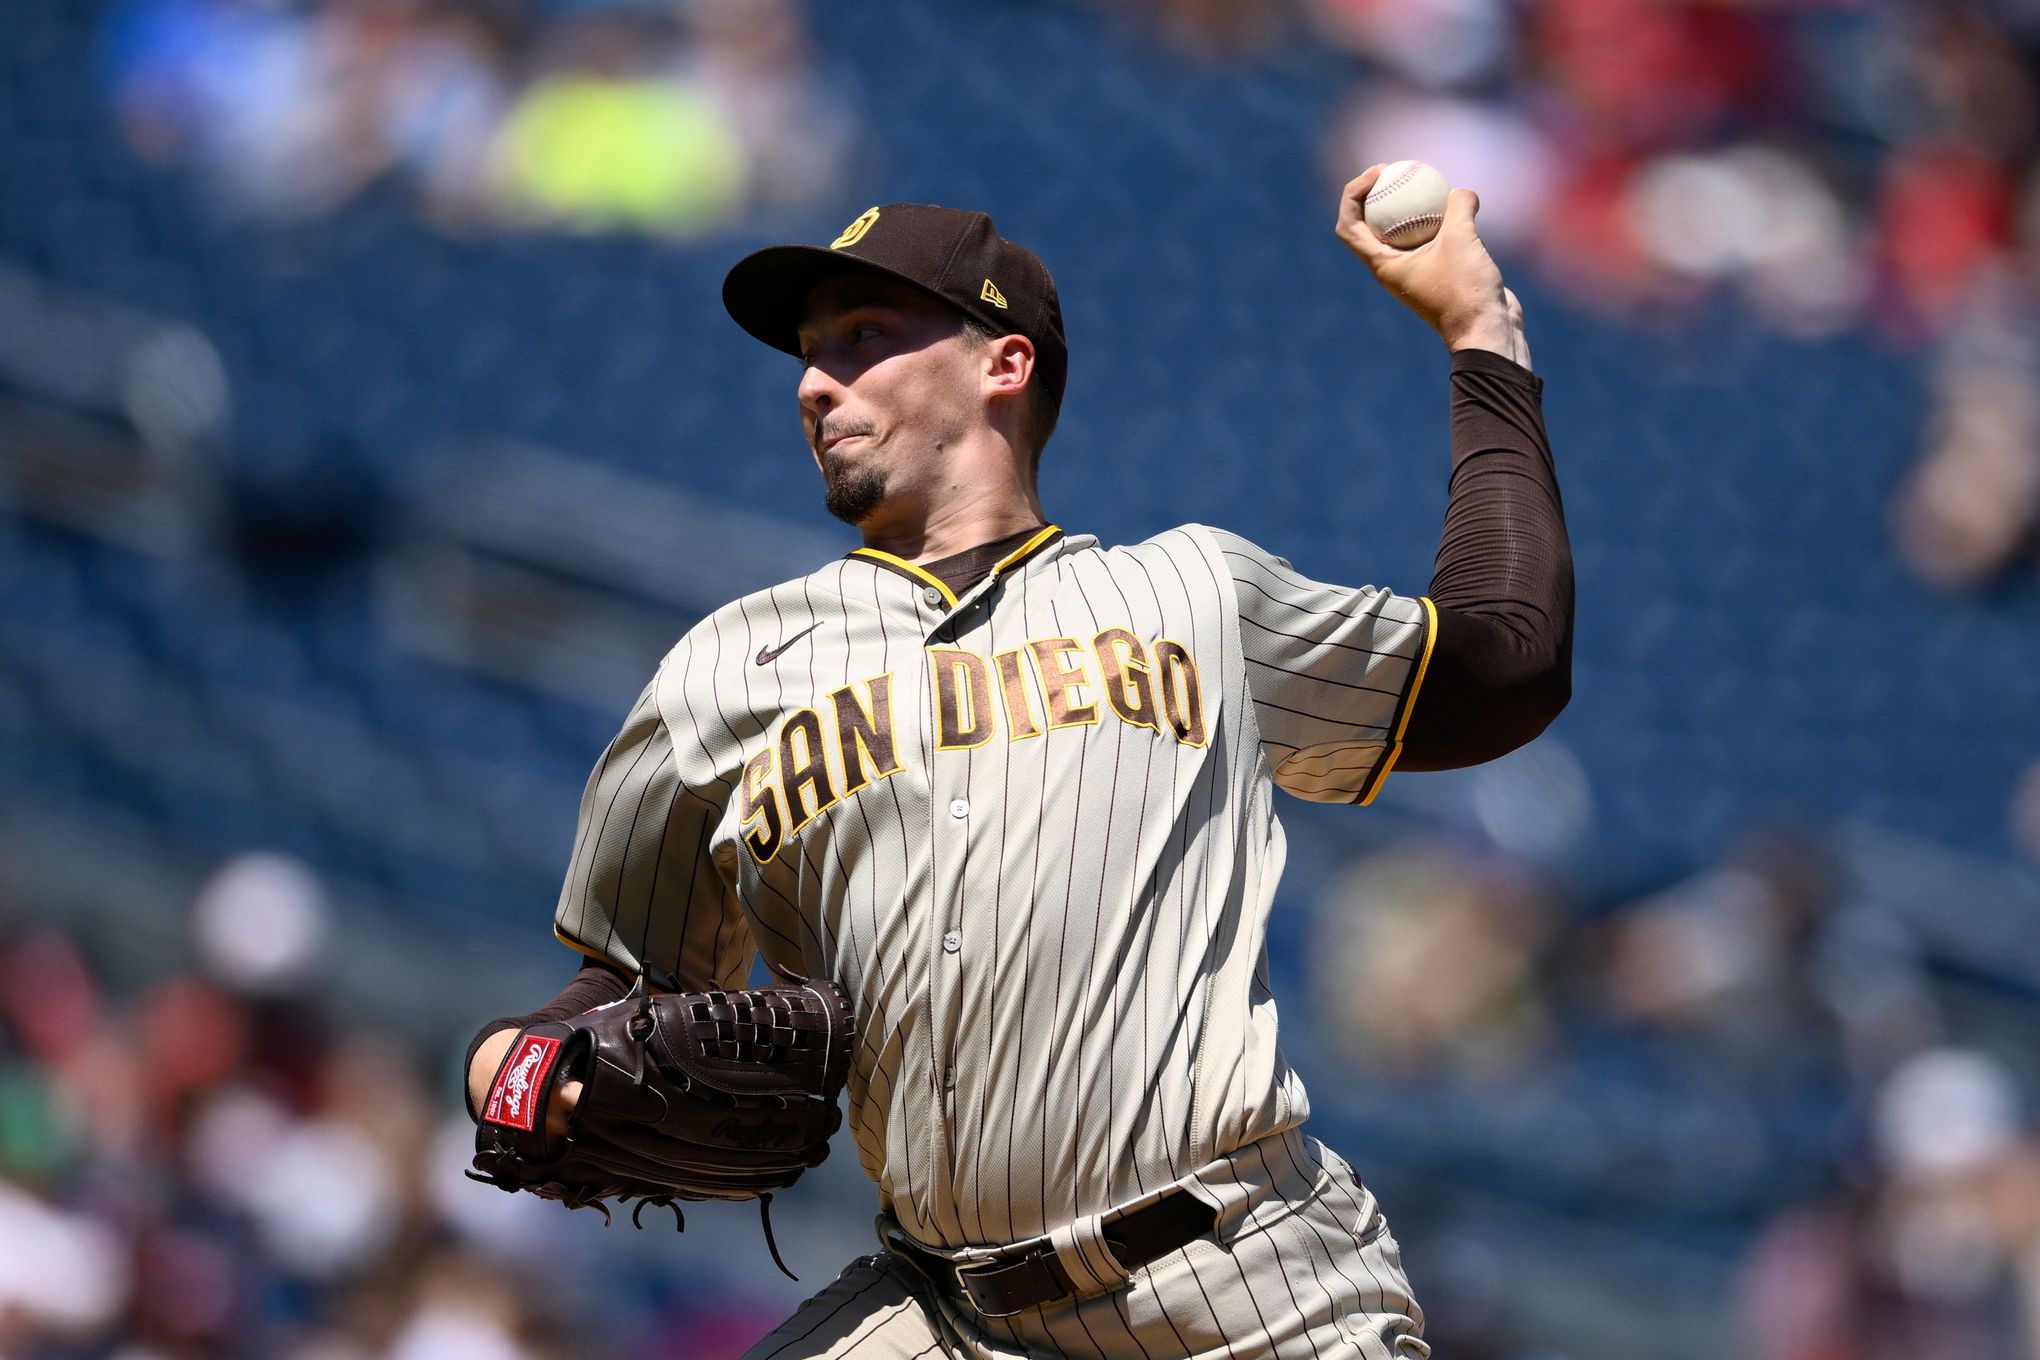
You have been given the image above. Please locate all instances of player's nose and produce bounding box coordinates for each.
[797,362,840,418]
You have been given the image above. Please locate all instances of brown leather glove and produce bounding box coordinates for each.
[468,978,853,1273]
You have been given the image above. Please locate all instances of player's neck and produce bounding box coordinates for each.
[859,471,1045,565]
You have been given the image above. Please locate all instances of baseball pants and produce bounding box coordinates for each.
[741,1133,1428,1360]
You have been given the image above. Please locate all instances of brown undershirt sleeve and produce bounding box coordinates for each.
[462,956,632,1119]
[1399,347,1574,770]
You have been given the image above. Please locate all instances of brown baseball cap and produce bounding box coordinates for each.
[722,203,1068,409]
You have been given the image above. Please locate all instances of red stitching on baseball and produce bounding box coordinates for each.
[1381,213,1442,242]
[1374,163,1422,198]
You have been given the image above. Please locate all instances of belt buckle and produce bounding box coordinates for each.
[880,1225,1026,1320]
[951,1255,1026,1319]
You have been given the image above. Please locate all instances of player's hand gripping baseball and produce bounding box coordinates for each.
[1336,165,1530,370]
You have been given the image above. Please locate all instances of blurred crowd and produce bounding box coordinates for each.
[1111,0,2040,594]
[95,0,2040,592]
[19,4,2040,1353]
[5,826,2037,1357]
[98,0,856,236]
[1306,827,2040,1360]
[0,853,786,1360]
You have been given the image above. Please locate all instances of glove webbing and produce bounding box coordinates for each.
[466,995,809,1279]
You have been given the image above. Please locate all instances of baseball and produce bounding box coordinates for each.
[1363,160,1450,249]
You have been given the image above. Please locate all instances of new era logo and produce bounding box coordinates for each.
[980,279,1008,309]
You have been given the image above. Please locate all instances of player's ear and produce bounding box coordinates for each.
[981,334,1035,400]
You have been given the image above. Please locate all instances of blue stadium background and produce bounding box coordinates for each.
[4,1,2039,1357]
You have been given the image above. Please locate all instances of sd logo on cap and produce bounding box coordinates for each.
[724,202,1068,410]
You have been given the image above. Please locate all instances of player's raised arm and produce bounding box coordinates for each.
[1344,164,1571,770]
[1227,168,1571,796]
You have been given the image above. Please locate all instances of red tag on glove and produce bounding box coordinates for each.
[485,1033,562,1132]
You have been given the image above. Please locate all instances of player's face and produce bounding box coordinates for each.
[795,277,987,526]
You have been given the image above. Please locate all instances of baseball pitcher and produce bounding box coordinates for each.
[465,165,1571,1359]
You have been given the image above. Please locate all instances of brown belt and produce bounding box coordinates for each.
[881,1191,1217,1319]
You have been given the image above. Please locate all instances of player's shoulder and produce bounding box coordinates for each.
[1108,523,1293,576]
[1185,524,1294,570]
[1063,525,1282,615]
[654,558,864,676]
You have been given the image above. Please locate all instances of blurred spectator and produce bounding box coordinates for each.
[1525,0,1786,152]
[1599,832,1838,1061]
[1590,827,1937,1085]
[0,1179,129,1346]
[1891,273,2040,589]
[1735,1049,2040,1360]
[1309,845,1558,1084]
[491,11,743,237]
[1305,0,1513,90]
[2012,757,2040,869]
[1624,143,1865,336]
[190,851,335,998]
[381,1253,540,1360]
[1872,139,2018,337]
[100,0,855,237]
[0,868,605,1359]
[683,0,858,222]
[381,4,514,226]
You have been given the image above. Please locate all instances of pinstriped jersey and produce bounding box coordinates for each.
[552,523,1434,1250]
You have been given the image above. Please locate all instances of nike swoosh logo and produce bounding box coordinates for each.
[755,622,822,666]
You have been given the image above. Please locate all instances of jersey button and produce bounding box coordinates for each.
[942,931,961,954]
[922,585,944,606]
[948,798,970,819]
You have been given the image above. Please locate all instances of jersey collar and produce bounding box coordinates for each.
[849,525,1066,609]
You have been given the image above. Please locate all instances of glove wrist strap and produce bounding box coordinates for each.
[479,1020,579,1158]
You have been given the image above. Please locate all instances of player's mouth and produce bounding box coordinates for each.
[818,424,875,456]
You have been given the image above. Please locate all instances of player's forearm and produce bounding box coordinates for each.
[1399,348,1572,770]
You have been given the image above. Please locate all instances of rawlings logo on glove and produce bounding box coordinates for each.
[486,1034,562,1131]
[468,977,854,1277]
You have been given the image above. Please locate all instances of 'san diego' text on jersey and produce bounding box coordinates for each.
[738,632,1207,864]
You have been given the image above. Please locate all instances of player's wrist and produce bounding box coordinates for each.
[468,1027,519,1120]
[1440,309,1515,358]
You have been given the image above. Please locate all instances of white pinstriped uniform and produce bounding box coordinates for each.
[554,523,1435,1359]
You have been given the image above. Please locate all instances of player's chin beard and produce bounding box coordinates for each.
[820,448,888,526]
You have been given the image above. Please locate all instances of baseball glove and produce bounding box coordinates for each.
[467,977,853,1275]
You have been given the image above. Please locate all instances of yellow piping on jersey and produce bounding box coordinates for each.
[991,524,1062,576]
[851,525,1062,607]
[850,548,959,607]
[1356,594,1438,807]
[554,922,622,968]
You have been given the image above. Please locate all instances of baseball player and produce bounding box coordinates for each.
[466,165,1571,1359]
